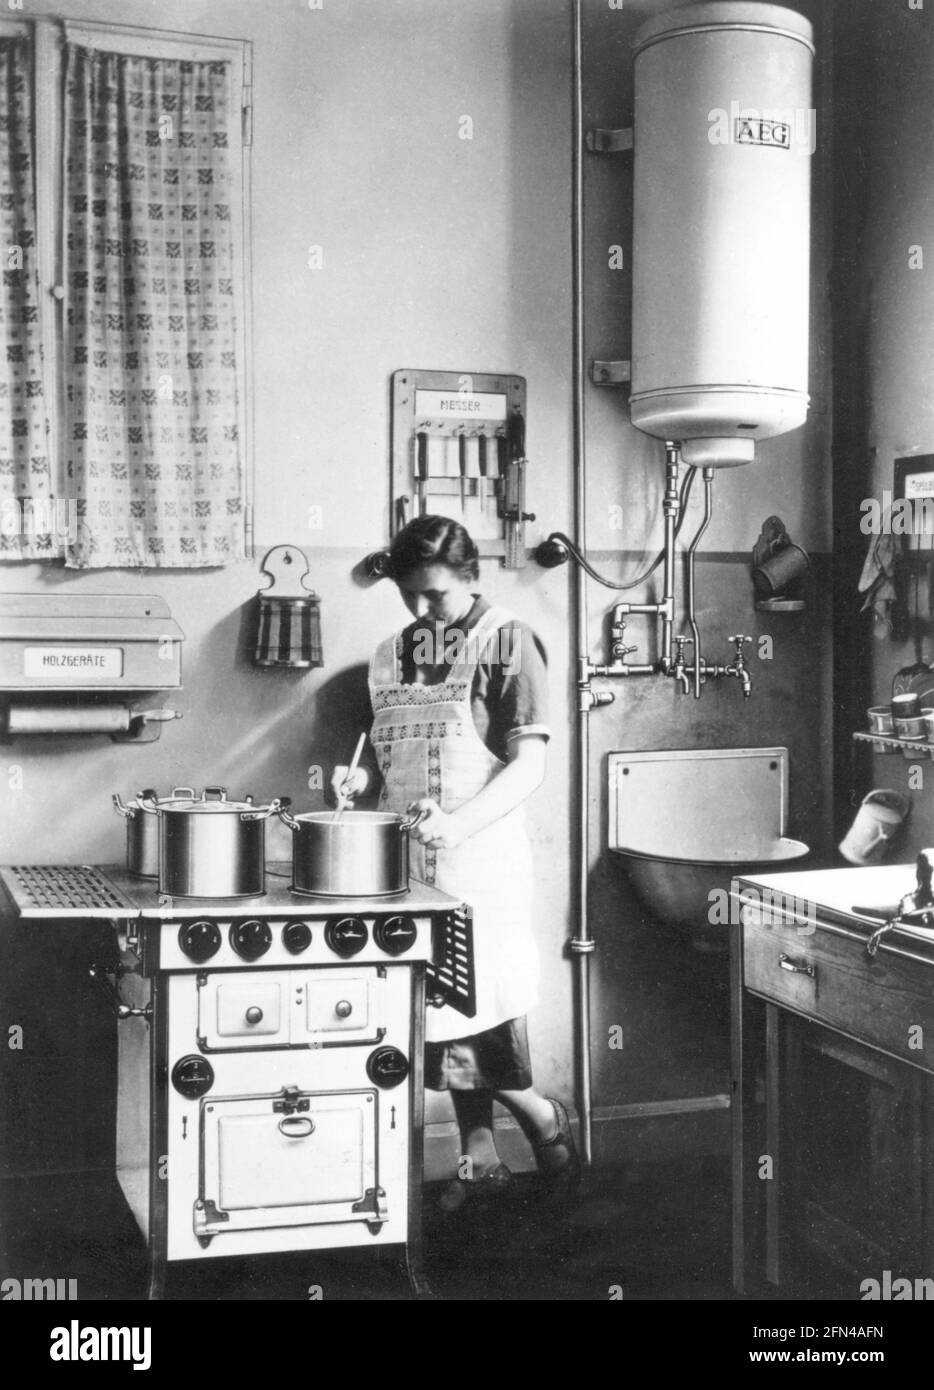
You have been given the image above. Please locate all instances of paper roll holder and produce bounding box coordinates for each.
[0,593,185,741]
[1,701,183,743]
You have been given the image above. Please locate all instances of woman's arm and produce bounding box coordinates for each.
[408,734,547,850]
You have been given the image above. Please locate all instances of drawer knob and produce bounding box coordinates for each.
[778,953,815,979]
[335,1000,353,1019]
[245,1006,264,1024]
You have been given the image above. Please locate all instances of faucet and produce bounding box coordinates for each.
[725,634,753,698]
[671,635,691,696]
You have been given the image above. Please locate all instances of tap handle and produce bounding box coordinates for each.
[729,634,752,649]
[673,635,688,661]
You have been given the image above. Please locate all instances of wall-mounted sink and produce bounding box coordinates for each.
[608,747,810,950]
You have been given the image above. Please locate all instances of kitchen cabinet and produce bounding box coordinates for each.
[730,864,934,1297]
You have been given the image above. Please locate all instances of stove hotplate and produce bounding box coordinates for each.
[0,863,461,920]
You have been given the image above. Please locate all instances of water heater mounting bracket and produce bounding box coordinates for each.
[585,128,633,154]
[591,361,631,387]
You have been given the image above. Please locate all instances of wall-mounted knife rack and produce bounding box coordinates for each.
[390,369,533,568]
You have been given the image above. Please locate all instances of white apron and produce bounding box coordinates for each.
[368,604,540,1042]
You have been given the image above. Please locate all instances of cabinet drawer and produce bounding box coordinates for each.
[742,913,934,1068]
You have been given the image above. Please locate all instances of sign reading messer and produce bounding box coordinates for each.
[414,389,508,421]
[23,647,124,680]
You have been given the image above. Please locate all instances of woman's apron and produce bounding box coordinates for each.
[368,604,539,1042]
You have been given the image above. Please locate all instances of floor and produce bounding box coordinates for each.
[1,1154,734,1302]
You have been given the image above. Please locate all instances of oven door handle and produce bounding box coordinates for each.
[278,1115,315,1139]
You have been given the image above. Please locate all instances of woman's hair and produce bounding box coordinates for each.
[384,515,480,582]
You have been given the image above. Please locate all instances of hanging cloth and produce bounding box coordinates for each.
[63,42,244,566]
[0,36,56,559]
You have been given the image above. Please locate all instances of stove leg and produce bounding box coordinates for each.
[146,1253,166,1302]
[404,1246,435,1301]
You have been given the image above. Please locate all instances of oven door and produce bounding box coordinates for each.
[196,1088,384,1238]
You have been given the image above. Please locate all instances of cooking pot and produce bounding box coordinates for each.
[278,808,427,898]
[154,786,284,899]
[112,788,161,878]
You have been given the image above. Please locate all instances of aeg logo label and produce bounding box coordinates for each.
[735,117,791,149]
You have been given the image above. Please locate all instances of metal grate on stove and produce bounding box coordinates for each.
[427,906,476,1019]
[3,864,132,916]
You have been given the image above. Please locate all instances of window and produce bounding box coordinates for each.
[0,18,253,567]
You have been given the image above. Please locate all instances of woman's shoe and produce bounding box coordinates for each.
[438,1161,512,1213]
[533,1099,581,1195]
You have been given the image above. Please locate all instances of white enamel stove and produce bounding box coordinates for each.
[0,863,474,1298]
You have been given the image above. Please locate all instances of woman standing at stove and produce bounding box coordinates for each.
[330,515,579,1210]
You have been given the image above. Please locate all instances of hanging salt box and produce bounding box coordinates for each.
[253,545,323,669]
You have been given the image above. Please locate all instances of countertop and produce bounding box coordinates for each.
[732,860,934,945]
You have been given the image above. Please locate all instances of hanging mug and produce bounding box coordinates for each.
[838,789,909,866]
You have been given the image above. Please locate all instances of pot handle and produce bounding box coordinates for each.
[203,785,227,801]
[137,787,160,814]
[276,802,299,831]
[240,796,289,823]
[400,808,430,832]
[112,794,130,818]
[170,786,197,801]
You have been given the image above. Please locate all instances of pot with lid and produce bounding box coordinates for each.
[152,786,284,899]
[278,807,427,898]
[113,788,162,878]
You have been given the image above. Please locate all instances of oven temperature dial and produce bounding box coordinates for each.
[230,919,272,961]
[367,1046,409,1089]
[282,920,312,955]
[374,914,418,957]
[178,919,222,963]
[171,1054,215,1099]
[324,916,368,959]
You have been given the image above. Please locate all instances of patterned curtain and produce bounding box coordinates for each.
[0,36,56,560]
[64,43,244,568]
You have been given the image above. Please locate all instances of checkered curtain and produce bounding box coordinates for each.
[0,36,56,560]
[64,42,244,568]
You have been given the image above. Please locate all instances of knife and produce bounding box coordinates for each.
[416,430,429,516]
[458,431,468,516]
[477,432,488,512]
[495,432,507,514]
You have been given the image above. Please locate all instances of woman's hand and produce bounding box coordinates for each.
[406,798,467,851]
[328,765,371,806]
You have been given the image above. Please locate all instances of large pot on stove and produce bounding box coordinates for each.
[113,788,161,878]
[154,786,283,899]
[278,807,427,898]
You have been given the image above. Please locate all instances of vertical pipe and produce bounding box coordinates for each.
[659,444,680,670]
[571,0,593,1166]
[687,470,714,698]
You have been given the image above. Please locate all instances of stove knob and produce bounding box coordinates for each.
[374,914,418,957]
[230,918,272,961]
[178,919,222,963]
[335,999,353,1019]
[282,920,312,955]
[245,1006,264,1025]
[366,1045,409,1089]
[324,916,368,959]
[171,1054,215,1099]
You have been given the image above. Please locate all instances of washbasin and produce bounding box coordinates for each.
[608,747,810,948]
